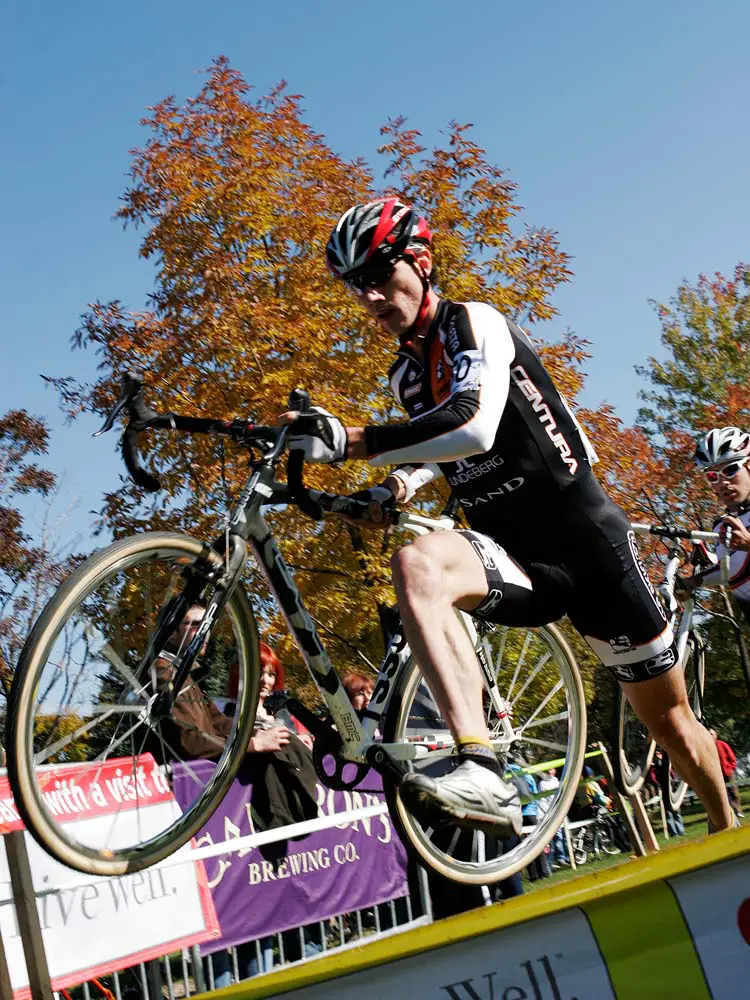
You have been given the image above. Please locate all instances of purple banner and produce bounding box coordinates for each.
[173,759,409,954]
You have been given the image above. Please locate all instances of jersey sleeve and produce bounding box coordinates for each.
[365,303,514,466]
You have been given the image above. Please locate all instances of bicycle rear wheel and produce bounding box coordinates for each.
[661,632,705,812]
[611,683,656,797]
[8,532,260,876]
[382,620,586,885]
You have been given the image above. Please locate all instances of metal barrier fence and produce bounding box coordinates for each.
[44,767,750,998]
[54,802,429,1000]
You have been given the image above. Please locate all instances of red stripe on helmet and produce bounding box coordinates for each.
[413,216,432,244]
[368,198,406,260]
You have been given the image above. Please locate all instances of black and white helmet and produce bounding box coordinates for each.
[694,426,750,468]
[325,198,432,279]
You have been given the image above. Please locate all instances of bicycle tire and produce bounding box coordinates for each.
[611,683,656,797]
[661,632,705,812]
[8,532,260,876]
[381,620,586,885]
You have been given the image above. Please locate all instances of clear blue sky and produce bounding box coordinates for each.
[3,0,749,544]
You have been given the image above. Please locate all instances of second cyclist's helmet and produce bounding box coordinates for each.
[694,426,750,468]
[325,198,432,279]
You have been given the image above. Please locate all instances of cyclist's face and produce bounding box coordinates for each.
[710,460,750,507]
[356,253,431,337]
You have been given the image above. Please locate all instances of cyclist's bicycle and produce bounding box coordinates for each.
[7,378,586,884]
[611,521,730,808]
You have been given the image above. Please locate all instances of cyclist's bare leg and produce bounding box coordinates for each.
[621,671,734,830]
[391,531,522,835]
[391,531,490,741]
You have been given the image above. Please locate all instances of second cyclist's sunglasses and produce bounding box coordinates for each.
[704,457,749,483]
[344,255,403,295]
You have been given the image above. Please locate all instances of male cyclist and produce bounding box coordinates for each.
[691,426,750,626]
[281,199,734,837]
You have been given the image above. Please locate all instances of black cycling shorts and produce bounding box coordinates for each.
[461,475,675,683]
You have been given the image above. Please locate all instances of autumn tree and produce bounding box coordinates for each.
[0,411,71,697]
[636,264,750,520]
[47,58,660,712]
[636,265,750,749]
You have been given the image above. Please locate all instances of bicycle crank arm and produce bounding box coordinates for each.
[366,745,408,783]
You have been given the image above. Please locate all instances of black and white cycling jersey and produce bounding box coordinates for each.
[700,503,750,622]
[363,297,674,682]
[364,299,598,539]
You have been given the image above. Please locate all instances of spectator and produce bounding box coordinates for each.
[538,768,569,868]
[650,749,686,838]
[570,764,612,822]
[710,729,744,818]
[156,617,319,985]
[341,670,374,712]
[227,643,321,980]
[518,767,550,882]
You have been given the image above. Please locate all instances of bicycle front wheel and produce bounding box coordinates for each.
[382,621,586,885]
[662,632,705,812]
[8,532,260,876]
[611,683,656,797]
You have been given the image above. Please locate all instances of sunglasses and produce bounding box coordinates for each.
[344,256,401,295]
[704,457,749,483]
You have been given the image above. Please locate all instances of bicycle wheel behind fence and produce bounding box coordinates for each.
[8,532,260,876]
[383,622,586,885]
[611,684,656,797]
[662,633,705,812]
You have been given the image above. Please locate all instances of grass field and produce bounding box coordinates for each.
[522,786,749,891]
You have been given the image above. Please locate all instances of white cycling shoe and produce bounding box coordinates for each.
[399,759,523,838]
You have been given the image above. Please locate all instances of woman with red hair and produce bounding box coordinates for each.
[227,643,312,751]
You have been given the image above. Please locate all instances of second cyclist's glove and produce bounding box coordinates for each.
[287,408,348,464]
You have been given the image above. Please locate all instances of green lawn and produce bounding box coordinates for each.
[522,786,749,892]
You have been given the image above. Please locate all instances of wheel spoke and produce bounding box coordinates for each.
[519,678,563,731]
[510,651,552,706]
[83,623,150,698]
[505,629,533,701]
[515,735,569,753]
[388,621,585,886]
[12,536,258,874]
[522,709,569,730]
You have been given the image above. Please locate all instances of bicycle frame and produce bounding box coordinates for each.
[243,499,510,767]
[97,380,514,773]
[630,522,724,675]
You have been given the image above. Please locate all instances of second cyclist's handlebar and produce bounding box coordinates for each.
[630,522,719,543]
[631,522,732,588]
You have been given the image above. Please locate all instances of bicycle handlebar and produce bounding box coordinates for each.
[97,377,460,526]
[630,522,719,543]
[631,522,731,588]
[94,374,279,494]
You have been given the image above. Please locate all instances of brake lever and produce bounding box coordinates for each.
[93,374,144,437]
[720,526,732,587]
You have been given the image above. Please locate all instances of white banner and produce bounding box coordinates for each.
[272,907,615,999]
[669,854,750,998]
[0,759,219,997]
